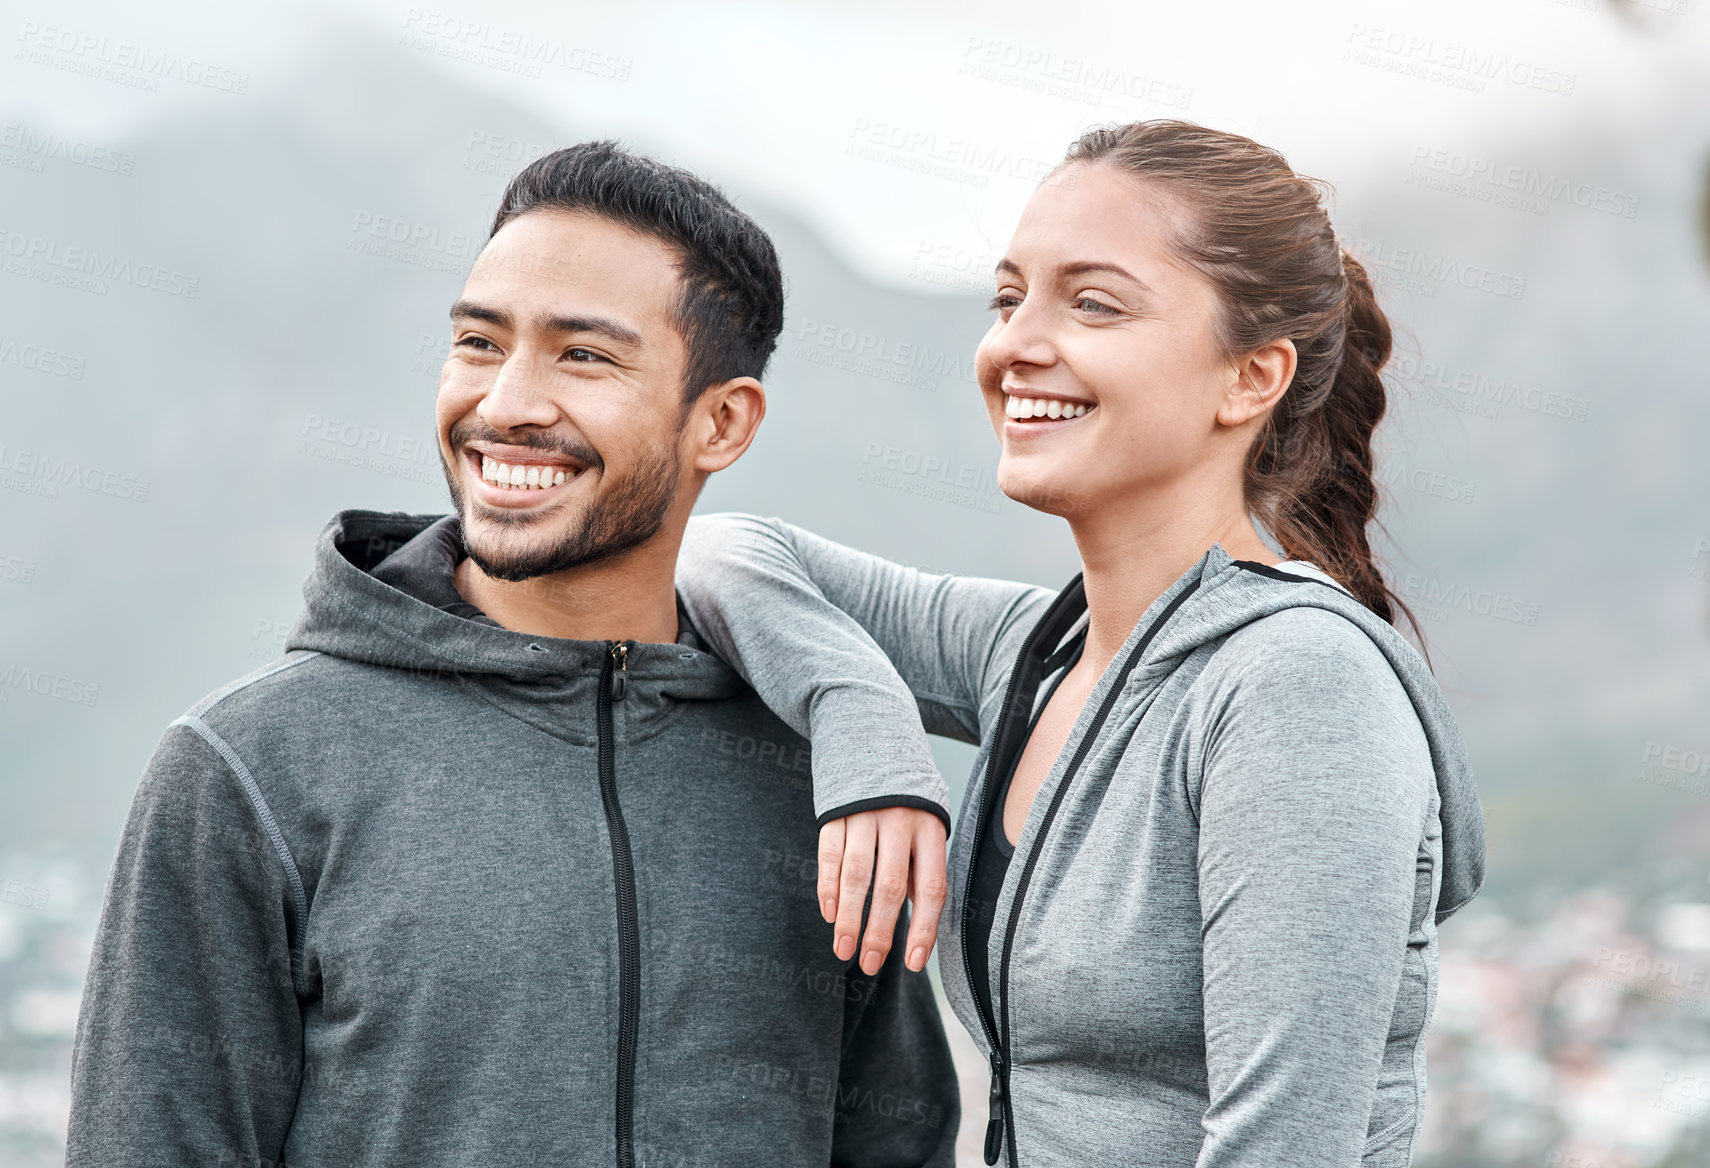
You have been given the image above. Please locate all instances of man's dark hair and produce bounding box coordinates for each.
[490,140,785,406]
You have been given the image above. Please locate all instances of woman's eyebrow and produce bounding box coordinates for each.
[1059,260,1153,293]
[993,258,1155,295]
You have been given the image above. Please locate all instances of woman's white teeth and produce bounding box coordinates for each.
[1006,396,1091,420]
[481,455,571,489]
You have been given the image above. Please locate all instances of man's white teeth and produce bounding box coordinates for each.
[1006,396,1092,420]
[481,455,571,489]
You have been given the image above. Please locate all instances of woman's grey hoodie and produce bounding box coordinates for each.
[676,513,1485,1168]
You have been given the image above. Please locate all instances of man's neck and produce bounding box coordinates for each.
[451,534,683,644]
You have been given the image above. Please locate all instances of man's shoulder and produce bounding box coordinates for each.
[177,648,376,731]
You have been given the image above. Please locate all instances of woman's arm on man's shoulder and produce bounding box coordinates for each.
[676,512,1052,975]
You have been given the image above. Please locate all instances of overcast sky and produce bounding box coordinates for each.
[3,0,1702,286]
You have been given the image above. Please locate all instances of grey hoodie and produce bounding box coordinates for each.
[675,514,1486,1168]
[67,510,959,1168]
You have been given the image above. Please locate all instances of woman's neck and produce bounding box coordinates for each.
[1066,483,1280,676]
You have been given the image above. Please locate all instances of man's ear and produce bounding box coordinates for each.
[688,377,766,474]
[1215,337,1296,429]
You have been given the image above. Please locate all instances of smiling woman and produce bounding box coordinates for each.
[676,117,1485,1167]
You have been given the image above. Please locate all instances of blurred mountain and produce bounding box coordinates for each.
[1,26,1707,903]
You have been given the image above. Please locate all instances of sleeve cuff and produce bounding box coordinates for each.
[814,795,953,835]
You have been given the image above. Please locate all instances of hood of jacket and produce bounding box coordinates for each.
[284,509,744,706]
[1133,543,1486,921]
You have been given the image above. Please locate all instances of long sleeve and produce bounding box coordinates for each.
[1189,608,1435,1167]
[677,512,1052,824]
[832,905,960,1168]
[67,722,305,1166]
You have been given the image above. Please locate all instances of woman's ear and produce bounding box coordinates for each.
[1216,337,1297,429]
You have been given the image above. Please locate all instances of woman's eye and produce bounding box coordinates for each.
[1074,297,1119,316]
[986,293,1022,313]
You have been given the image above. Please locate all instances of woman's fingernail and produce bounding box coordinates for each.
[909,947,926,970]
[862,950,881,975]
[835,935,855,961]
[822,898,836,920]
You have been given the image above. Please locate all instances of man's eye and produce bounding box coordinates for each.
[455,335,496,351]
[566,347,606,363]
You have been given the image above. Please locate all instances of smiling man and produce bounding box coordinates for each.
[66,142,957,1168]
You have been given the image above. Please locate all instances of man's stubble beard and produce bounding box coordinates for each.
[441,429,684,583]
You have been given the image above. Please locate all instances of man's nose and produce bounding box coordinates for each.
[477,355,559,431]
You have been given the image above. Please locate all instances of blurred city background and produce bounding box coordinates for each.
[1,0,1707,1164]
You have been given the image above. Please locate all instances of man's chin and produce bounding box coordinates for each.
[460,514,577,582]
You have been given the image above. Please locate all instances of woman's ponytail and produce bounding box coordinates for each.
[1246,251,1420,639]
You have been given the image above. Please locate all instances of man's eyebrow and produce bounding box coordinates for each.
[450,299,509,327]
[535,312,645,348]
[449,301,645,348]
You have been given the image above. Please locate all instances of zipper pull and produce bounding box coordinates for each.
[983,1050,1005,1165]
[609,641,629,702]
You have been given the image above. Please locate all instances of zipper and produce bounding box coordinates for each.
[966,578,1199,1166]
[598,640,639,1168]
[962,583,1087,1166]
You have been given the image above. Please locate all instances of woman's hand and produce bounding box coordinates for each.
[818,807,949,974]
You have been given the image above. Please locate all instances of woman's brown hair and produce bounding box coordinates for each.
[1062,119,1424,650]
